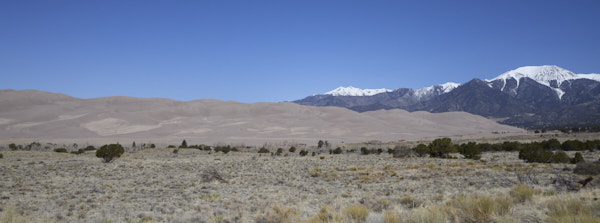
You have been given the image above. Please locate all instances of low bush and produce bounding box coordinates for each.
[54,148,67,153]
[412,144,428,157]
[83,145,96,151]
[360,147,369,155]
[551,151,571,164]
[333,147,343,154]
[571,152,584,164]
[458,142,482,160]
[299,150,308,156]
[258,147,269,153]
[289,147,296,153]
[0,153,3,158]
[519,145,553,163]
[96,144,125,163]
[573,162,600,175]
[70,149,85,155]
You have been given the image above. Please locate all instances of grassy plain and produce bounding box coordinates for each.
[0,147,599,222]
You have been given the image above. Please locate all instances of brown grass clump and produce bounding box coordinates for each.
[383,210,400,223]
[546,198,600,223]
[509,183,534,203]
[408,207,447,223]
[255,204,300,223]
[448,195,513,223]
[310,167,322,177]
[306,205,343,223]
[341,205,369,223]
[399,195,422,209]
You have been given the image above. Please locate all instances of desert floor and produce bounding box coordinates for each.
[1,148,599,223]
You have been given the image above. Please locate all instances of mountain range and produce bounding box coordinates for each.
[295,65,600,129]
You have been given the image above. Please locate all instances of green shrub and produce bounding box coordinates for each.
[571,152,584,164]
[173,148,179,154]
[276,148,283,155]
[519,144,553,163]
[551,151,571,164]
[167,145,176,148]
[387,148,394,154]
[8,143,17,151]
[83,145,96,151]
[54,148,67,153]
[231,147,238,152]
[562,140,586,151]
[179,139,188,148]
[459,142,482,160]
[543,139,562,150]
[0,153,3,158]
[258,147,269,153]
[289,147,296,153]
[319,156,325,160]
[413,143,428,157]
[96,144,125,163]
[71,149,85,155]
[333,147,343,154]
[428,138,454,158]
[299,150,308,156]
[311,152,316,156]
[203,145,211,151]
[360,147,369,155]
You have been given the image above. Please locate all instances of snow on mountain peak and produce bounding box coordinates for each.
[489,65,576,89]
[414,82,461,98]
[324,86,392,96]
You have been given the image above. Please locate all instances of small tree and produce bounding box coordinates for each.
[289,147,296,153]
[8,143,17,151]
[551,151,571,163]
[132,141,136,148]
[333,147,343,154]
[318,140,324,149]
[458,142,481,160]
[571,152,585,164]
[180,139,188,148]
[413,144,428,157]
[96,144,125,163]
[299,150,308,156]
[428,138,454,158]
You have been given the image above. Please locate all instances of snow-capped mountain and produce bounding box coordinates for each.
[486,65,600,99]
[324,86,392,96]
[295,65,600,128]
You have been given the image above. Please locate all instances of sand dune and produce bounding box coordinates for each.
[0,89,526,145]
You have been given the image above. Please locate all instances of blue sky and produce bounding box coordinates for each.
[1,0,599,103]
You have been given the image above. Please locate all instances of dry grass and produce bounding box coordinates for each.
[341,205,369,223]
[509,183,534,203]
[0,149,599,222]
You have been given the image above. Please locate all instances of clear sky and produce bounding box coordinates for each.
[1,0,599,103]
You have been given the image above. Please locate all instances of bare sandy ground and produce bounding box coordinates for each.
[1,148,599,222]
[0,89,525,146]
